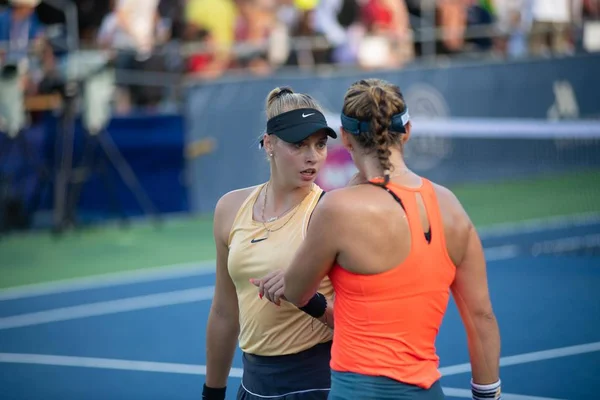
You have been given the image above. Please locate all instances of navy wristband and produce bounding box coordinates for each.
[202,384,226,400]
[299,292,327,318]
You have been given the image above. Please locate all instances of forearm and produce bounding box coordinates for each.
[205,310,239,388]
[466,313,501,384]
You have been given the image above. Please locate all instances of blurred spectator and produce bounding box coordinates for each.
[0,0,44,67]
[97,0,169,113]
[529,0,580,56]
[582,0,600,51]
[184,0,237,79]
[158,0,186,41]
[115,0,163,59]
[157,0,186,91]
[269,0,296,67]
[465,0,495,52]
[494,0,529,58]
[1,0,592,93]
[0,0,48,95]
[585,0,600,16]
[314,0,363,65]
[359,0,414,68]
[75,0,112,44]
[274,0,331,68]
[233,0,276,75]
[436,0,471,53]
[581,0,600,52]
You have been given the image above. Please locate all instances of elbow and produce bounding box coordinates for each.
[474,308,496,321]
[208,299,239,330]
[470,309,500,337]
[208,310,240,337]
[458,301,498,335]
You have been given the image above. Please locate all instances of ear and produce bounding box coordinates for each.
[263,133,275,155]
[340,128,354,152]
[401,122,411,145]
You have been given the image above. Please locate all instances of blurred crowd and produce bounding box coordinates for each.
[1,0,600,113]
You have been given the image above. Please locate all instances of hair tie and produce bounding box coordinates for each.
[276,87,294,98]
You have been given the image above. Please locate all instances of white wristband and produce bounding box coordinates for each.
[471,378,501,400]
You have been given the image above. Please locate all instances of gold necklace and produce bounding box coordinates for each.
[254,182,311,242]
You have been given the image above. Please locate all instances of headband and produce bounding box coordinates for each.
[340,107,410,135]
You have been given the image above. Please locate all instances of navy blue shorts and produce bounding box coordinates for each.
[329,370,445,400]
[236,341,332,400]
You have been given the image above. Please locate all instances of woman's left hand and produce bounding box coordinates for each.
[250,269,287,306]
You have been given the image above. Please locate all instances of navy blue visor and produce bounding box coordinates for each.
[260,108,337,148]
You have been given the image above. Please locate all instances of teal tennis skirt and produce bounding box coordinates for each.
[329,370,445,400]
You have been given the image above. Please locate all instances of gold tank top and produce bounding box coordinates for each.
[227,182,334,356]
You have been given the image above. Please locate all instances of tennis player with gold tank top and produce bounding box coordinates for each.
[202,87,341,400]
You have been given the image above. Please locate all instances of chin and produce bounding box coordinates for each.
[298,178,315,187]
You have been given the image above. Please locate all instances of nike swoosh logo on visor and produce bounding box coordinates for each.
[302,113,315,118]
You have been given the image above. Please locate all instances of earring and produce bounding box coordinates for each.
[269,153,273,157]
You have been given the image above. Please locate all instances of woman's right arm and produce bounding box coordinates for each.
[204,193,241,394]
[451,219,502,393]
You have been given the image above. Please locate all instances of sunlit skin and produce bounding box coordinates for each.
[260,130,329,204]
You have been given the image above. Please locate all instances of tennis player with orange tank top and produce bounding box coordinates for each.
[202,87,342,400]
[279,79,502,400]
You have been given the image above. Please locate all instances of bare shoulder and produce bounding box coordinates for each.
[309,186,362,224]
[430,181,474,264]
[215,186,258,215]
[317,185,365,211]
[431,182,470,222]
[313,184,385,227]
[214,185,260,237]
[311,187,346,216]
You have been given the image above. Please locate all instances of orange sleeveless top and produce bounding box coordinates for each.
[328,178,456,389]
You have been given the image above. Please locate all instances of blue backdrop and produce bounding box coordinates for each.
[185,53,600,214]
[0,112,187,222]
[2,53,599,221]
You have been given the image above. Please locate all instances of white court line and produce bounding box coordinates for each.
[0,286,214,330]
[0,243,513,329]
[0,242,511,330]
[442,388,563,400]
[439,341,600,376]
[484,245,521,261]
[0,351,560,400]
[0,353,244,377]
[478,212,600,238]
[0,212,597,301]
[0,261,216,302]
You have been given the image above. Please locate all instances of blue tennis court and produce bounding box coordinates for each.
[0,216,599,400]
